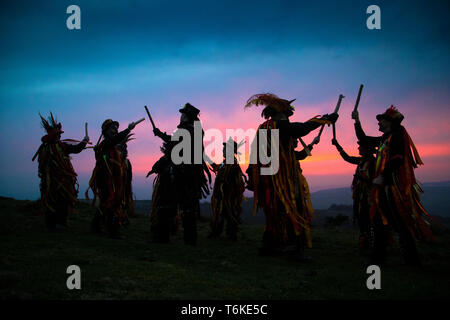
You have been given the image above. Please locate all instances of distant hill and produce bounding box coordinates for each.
[88,181,450,224]
[309,182,450,217]
[310,187,353,209]
[238,181,450,224]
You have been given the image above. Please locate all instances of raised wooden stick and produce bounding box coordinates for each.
[144,105,156,130]
[333,94,345,114]
[134,117,145,126]
[316,124,325,140]
[299,137,311,156]
[353,84,364,113]
[332,94,345,140]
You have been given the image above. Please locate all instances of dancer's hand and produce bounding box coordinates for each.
[352,111,360,122]
[312,136,320,145]
[324,113,339,124]
[153,128,163,137]
[128,122,136,130]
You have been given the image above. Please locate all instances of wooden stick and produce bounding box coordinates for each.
[144,105,156,130]
[332,94,345,139]
[317,124,325,139]
[333,94,345,114]
[298,137,311,156]
[134,117,145,125]
[353,84,364,113]
[85,122,88,137]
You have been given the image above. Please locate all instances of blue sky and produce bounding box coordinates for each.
[0,0,449,199]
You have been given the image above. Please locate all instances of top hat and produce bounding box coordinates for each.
[284,99,296,117]
[179,103,200,120]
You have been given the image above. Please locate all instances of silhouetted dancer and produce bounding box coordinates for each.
[33,113,89,230]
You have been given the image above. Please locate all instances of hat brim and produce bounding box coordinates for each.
[179,109,200,120]
[179,108,197,115]
[376,114,402,123]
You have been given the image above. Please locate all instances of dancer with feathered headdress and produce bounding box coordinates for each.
[245,93,338,260]
[33,113,89,230]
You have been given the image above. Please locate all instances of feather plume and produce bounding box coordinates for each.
[245,93,284,109]
[245,93,294,119]
[39,113,51,132]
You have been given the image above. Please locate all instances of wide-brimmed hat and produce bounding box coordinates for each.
[283,98,296,117]
[179,103,200,120]
[376,105,404,124]
[245,93,296,119]
[101,119,119,133]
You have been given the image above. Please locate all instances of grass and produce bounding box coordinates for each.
[1,197,449,300]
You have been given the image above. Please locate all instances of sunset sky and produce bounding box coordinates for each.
[0,0,449,200]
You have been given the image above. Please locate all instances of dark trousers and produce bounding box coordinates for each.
[371,187,421,265]
[91,206,120,237]
[354,200,372,251]
[261,199,306,254]
[210,210,239,240]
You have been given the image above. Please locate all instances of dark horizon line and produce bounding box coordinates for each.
[2,179,449,202]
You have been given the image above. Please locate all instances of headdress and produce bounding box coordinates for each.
[245,93,296,119]
[40,112,63,134]
[376,105,404,124]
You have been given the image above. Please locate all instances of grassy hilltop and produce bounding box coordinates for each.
[1,196,449,300]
